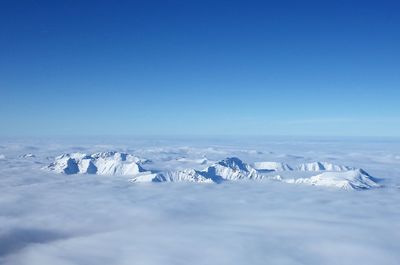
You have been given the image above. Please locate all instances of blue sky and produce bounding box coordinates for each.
[1,0,399,137]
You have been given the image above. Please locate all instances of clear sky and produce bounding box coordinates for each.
[1,0,399,137]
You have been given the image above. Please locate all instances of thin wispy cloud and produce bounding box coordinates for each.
[281,117,400,125]
[283,118,357,125]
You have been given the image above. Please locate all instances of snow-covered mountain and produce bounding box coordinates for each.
[253,161,354,171]
[46,152,148,175]
[284,169,379,190]
[296,162,353,171]
[205,157,263,181]
[46,153,379,190]
[153,169,213,183]
[253,161,353,172]
[130,157,264,183]
[176,157,208,165]
[253,161,293,171]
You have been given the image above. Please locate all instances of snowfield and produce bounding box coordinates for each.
[0,136,399,265]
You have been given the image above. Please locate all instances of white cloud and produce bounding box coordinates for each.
[0,138,399,265]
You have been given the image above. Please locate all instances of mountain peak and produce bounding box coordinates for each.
[47,152,147,176]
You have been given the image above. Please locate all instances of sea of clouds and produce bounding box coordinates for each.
[0,136,399,265]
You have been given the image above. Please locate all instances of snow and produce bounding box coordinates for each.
[0,136,400,265]
[176,157,208,165]
[284,169,380,190]
[204,157,263,181]
[253,161,293,171]
[296,161,353,171]
[46,152,147,176]
[45,154,379,189]
[152,169,214,183]
[253,161,353,172]
[129,172,161,183]
[130,157,264,183]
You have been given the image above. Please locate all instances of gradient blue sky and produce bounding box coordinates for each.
[1,0,399,137]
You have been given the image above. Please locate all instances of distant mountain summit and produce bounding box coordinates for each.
[253,161,352,172]
[46,152,148,175]
[284,169,380,190]
[253,161,293,172]
[296,162,353,172]
[204,157,262,182]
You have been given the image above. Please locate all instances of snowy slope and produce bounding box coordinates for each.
[296,161,353,171]
[131,157,264,183]
[205,157,263,181]
[284,169,380,190]
[253,161,352,172]
[153,169,213,183]
[253,161,293,171]
[176,157,208,165]
[46,152,147,175]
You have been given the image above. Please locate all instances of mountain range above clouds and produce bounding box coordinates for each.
[45,152,380,190]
